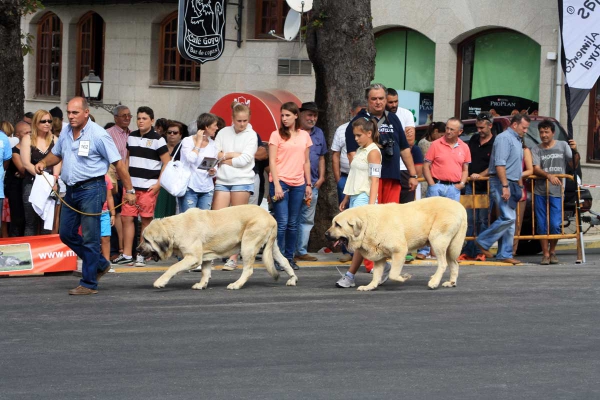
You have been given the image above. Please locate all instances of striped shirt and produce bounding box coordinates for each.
[126,129,168,190]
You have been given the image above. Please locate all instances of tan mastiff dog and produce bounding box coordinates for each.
[137,205,298,290]
[325,197,468,291]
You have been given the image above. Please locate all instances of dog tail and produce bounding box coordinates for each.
[262,228,280,281]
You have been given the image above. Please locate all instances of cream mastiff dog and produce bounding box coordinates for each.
[325,197,468,291]
[137,205,298,290]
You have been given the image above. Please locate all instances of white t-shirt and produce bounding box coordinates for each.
[180,136,218,193]
[397,107,415,171]
[331,122,350,174]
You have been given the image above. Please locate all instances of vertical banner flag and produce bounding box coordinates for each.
[178,0,226,64]
[558,0,600,137]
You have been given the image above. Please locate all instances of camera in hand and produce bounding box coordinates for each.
[380,138,395,158]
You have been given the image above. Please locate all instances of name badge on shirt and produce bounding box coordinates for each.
[78,141,90,157]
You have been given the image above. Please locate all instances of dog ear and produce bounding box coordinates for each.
[346,218,363,238]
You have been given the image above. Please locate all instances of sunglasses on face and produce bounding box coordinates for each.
[166,130,180,135]
[39,119,53,124]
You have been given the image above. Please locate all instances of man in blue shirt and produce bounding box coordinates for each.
[35,97,136,295]
[295,102,327,263]
[475,113,530,265]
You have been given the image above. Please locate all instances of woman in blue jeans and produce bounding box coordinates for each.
[268,102,312,270]
[179,113,219,212]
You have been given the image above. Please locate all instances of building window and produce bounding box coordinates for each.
[159,12,200,84]
[374,28,436,125]
[589,81,600,162]
[277,58,312,75]
[36,13,62,97]
[76,12,105,99]
[456,30,541,119]
[255,0,290,38]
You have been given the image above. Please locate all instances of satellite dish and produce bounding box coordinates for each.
[286,0,313,13]
[284,10,301,41]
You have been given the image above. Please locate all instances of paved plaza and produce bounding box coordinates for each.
[2,248,600,399]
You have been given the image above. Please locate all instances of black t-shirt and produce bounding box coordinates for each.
[468,135,495,193]
[345,109,409,181]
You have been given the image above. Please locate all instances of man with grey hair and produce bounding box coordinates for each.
[106,105,132,258]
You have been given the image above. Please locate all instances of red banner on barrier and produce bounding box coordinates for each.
[0,234,77,276]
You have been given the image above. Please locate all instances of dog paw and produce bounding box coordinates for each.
[153,278,168,288]
[357,285,376,291]
[427,279,440,290]
[441,281,456,288]
[227,282,242,290]
[192,282,208,290]
[285,276,297,286]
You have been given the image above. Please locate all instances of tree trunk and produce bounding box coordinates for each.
[0,0,25,125]
[305,0,375,251]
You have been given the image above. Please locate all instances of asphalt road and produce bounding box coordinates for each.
[2,250,600,400]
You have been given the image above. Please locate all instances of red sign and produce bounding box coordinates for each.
[210,90,302,141]
[0,235,77,276]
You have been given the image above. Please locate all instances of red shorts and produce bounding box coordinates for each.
[121,189,158,218]
[377,178,401,204]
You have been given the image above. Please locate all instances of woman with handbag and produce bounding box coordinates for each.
[154,120,188,219]
[178,113,219,213]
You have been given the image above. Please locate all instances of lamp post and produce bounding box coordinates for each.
[80,70,120,113]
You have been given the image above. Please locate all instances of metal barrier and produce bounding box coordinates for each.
[456,174,583,262]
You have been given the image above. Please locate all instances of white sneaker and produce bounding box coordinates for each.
[134,254,146,267]
[336,274,355,288]
[108,267,116,273]
[222,258,237,271]
[379,262,391,286]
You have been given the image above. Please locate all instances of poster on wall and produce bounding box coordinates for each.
[418,93,434,125]
[177,0,227,64]
[396,90,419,124]
[0,235,77,276]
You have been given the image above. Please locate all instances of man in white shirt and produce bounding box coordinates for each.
[386,88,415,138]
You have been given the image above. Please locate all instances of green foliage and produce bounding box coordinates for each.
[20,0,44,56]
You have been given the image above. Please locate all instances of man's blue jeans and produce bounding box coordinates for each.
[178,188,213,212]
[476,177,516,260]
[60,179,107,290]
[336,174,347,205]
[462,184,490,257]
[270,181,306,260]
[417,183,461,257]
[296,186,318,256]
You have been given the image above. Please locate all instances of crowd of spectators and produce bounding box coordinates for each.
[0,87,578,277]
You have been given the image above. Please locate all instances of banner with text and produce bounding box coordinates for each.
[178,0,226,64]
[559,0,600,136]
[0,235,77,276]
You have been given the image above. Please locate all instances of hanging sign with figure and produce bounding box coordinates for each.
[178,0,226,63]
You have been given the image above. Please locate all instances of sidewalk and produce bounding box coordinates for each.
[99,233,600,274]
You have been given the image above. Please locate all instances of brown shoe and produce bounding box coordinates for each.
[497,258,522,265]
[338,254,352,263]
[68,285,98,295]
[415,253,426,260]
[550,254,559,264]
[540,256,550,265]
[97,264,111,281]
[474,241,493,258]
[295,254,318,261]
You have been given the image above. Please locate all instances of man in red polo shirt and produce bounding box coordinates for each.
[416,117,471,259]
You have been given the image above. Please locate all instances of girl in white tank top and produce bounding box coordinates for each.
[340,117,382,211]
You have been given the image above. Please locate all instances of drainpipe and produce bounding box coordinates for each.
[555,29,562,122]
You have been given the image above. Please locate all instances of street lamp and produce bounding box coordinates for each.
[80,70,120,113]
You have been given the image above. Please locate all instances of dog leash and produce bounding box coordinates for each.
[42,173,127,217]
